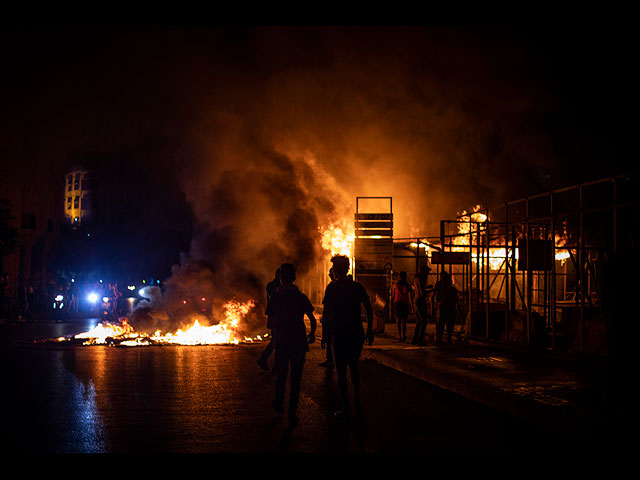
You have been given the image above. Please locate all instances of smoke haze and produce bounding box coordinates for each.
[2,26,630,332]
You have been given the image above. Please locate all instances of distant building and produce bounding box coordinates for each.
[63,168,91,228]
[56,147,192,283]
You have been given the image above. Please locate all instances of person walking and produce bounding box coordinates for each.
[434,270,459,345]
[411,264,433,345]
[393,271,413,342]
[265,263,316,426]
[322,255,373,418]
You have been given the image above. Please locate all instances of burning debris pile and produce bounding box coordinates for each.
[39,217,355,348]
[46,299,262,347]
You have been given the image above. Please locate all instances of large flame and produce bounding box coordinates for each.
[320,222,354,258]
[66,299,259,346]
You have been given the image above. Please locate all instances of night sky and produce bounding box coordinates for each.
[0,25,633,310]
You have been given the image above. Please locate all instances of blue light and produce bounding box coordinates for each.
[87,293,98,303]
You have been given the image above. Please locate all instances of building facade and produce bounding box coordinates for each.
[63,168,91,227]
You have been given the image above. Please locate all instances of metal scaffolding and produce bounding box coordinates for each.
[391,174,634,355]
[433,174,635,354]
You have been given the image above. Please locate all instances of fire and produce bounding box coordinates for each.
[320,222,354,258]
[452,205,503,268]
[452,205,571,269]
[554,250,571,264]
[68,299,258,346]
[74,318,136,344]
[554,226,571,265]
[410,241,430,252]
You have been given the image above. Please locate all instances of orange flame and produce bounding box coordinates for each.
[71,299,258,346]
[319,222,354,258]
[452,205,570,269]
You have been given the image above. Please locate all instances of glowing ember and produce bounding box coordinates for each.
[555,250,571,264]
[69,299,258,346]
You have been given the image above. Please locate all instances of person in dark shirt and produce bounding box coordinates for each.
[322,255,373,417]
[393,271,413,342]
[412,264,433,345]
[434,270,459,345]
[265,263,316,426]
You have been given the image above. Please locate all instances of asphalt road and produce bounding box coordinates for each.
[0,321,582,455]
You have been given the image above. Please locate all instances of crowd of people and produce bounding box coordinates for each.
[392,265,460,346]
[0,273,126,323]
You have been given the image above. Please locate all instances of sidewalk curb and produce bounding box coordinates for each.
[361,346,606,435]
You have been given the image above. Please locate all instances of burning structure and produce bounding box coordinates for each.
[398,174,634,355]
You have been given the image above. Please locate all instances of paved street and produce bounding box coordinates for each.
[0,320,586,455]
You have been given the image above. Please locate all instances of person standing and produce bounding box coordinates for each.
[393,271,413,342]
[434,270,459,345]
[411,264,433,345]
[322,255,373,418]
[265,263,316,426]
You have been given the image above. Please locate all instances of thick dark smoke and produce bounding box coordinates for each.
[2,26,630,333]
[143,143,342,334]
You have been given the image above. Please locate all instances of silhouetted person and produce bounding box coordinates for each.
[69,281,79,315]
[393,271,413,342]
[265,263,316,426]
[320,267,336,368]
[257,268,280,371]
[322,255,373,417]
[434,271,458,344]
[412,264,433,345]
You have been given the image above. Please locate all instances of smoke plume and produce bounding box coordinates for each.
[5,26,623,334]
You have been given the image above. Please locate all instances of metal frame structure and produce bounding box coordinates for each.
[436,174,635,354]
[354,197,393,332]
[391,174,634,355]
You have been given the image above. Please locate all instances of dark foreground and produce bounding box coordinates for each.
[0,320,613,456]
